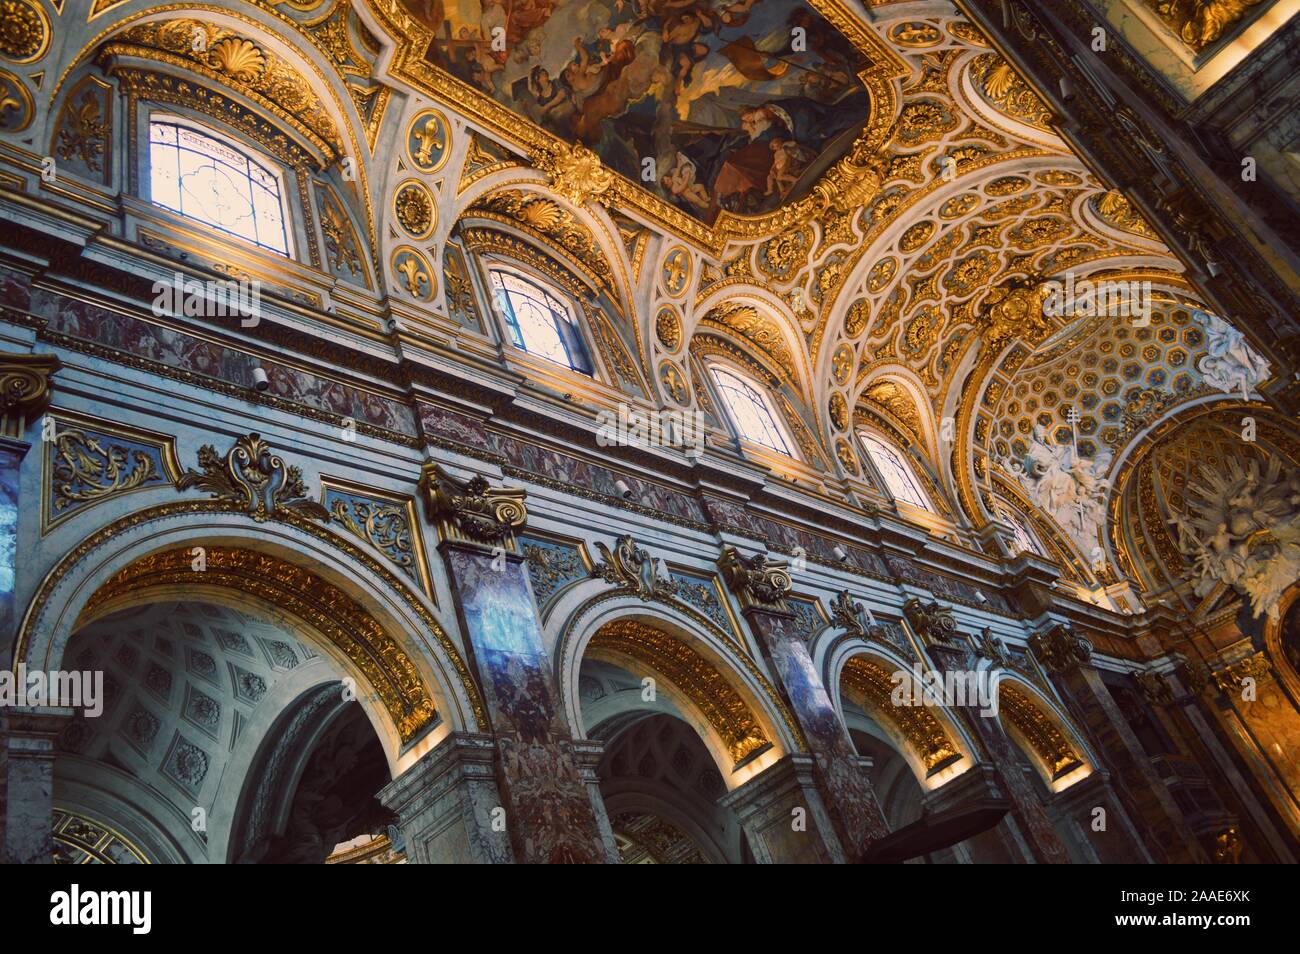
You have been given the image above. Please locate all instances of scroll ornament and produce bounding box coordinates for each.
[592,534,678,601]
[177,432,329,522]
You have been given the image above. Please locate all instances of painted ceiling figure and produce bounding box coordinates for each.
[406,0,870,223]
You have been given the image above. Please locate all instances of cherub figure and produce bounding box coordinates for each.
[766,139,810,195]
[661,153,710,210]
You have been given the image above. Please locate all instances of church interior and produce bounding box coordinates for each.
[0,0,1298,866]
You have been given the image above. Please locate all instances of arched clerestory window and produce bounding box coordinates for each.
[488,267,594,375]
[858,430,932,511]
[709,364,796,457]
[148,117,291,257]
[994,496,1046,557]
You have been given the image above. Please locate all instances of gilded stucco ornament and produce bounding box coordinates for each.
[999,684,1083,779]
[0,67,33,132]
[1211,652,1271,692]
[1142,0,1264,51]
[534,142,614,208]
[1028,624,1094,675]
[55,82,112,175]
[840,656,961,773]
[655,305,682,352]
[391,246,435,300]
[831,590,872,636]
[903,597,958,645]
[588,618,772,765]
[718,545,793,613]
[977,279,1053,349]
[835,438,858,475]
[406,107,450,173]
[420,463,527,549]
[658,361,689,405]
[393,180,435,239]
[177,433,330,523]
[51,430,161,512]
[592,534,679,602]
[0,0,50,64]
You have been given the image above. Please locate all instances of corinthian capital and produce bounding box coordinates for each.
[1028,623,1093,675]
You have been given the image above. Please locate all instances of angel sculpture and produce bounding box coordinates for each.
[1169,455,1300,620]
[1195,310,1272,399]
[1000,423,1112,551]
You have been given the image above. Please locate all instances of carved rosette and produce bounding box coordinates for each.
[1028,624,1094,675]
[717,545,793,613]
[176,432,330,523]
[591,534,678,601]
[420,462,527,550]
[0,351,61,439]
[903,597,959,645]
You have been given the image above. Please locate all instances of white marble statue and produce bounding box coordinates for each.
[1000,422,1113,553]
[1195,309,1272,399]
[1169,455,1300,621]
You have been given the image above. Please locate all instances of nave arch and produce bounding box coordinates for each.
[15,503,487,775]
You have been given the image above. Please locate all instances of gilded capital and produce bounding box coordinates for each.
[1028,624,1093,675]
[903,597,959,645]
[718,545,792,613]
[1211,652,1271,694]
[0,351,61,440]
[420,462,527,550]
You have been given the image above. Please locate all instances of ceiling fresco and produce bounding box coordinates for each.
[401,0,873,223]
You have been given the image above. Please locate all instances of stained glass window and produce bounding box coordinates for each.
[860,431,932,511]
[489,269,593,374]
[711,366,794,456]
[995,497,1045,556]
[149,119,290,257]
